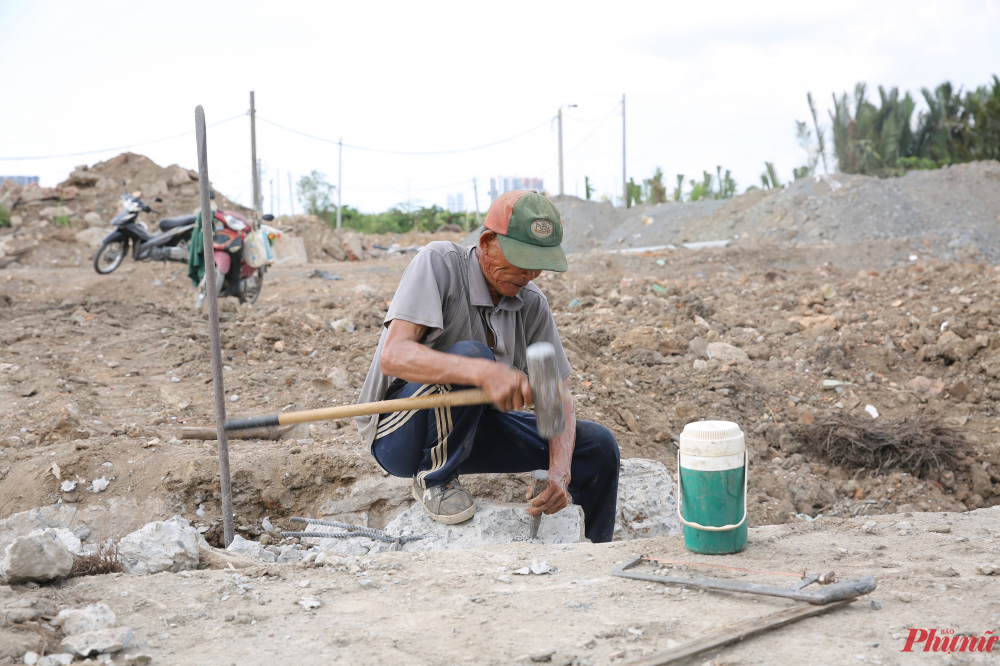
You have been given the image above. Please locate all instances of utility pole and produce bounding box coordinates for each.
[269,179,274,216]
[276,168,280,216]
[257,159,263,212]
[557,104,577,196]
[336,137,343,229]
[622,94,627,208]
[249,91,260,219]
[472,178,482,228]
[288,172,295,217]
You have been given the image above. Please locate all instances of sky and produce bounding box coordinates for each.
[2,0,999,215]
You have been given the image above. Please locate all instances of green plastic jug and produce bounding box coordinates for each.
[677,420,748,554]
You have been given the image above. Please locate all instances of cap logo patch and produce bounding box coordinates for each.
[530,219,553,238]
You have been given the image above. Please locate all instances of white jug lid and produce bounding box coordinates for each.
[679,420,745,457]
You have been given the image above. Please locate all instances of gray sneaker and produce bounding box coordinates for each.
[412,477,476,524]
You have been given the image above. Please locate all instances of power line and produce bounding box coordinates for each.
[0,113,246,161]
[256,116,553,156]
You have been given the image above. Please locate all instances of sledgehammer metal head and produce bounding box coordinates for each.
[526,342,566,439]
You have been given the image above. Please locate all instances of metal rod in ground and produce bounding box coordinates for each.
[195,105,235,548]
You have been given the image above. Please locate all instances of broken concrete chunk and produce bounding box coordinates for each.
[60,626,132,658]
[0,529,73,584]
[382,502,585,552]
[56,603,117,636]
[118,516,205,575]
[225,534,276,563]
[615,458,682,540]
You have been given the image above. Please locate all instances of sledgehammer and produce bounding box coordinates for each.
[224,342,568,438]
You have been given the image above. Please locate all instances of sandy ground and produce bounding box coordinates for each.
[3,507,997,665]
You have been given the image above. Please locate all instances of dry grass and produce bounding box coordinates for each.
[794,414,967,477]
[69,540,123,577]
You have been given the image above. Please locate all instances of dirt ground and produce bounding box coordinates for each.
[2,508,998,664]
[2,154,1000,663]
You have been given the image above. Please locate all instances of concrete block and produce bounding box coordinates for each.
[615,458,682,540]
[380,502,585,552]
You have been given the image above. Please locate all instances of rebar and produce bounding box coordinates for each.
[195,105,234,548]
[281,517,434,546]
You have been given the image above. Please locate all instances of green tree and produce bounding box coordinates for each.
[715,166,737,199]
[584,176,596,200]
[759,162,782,190]
[969,76,1000,160]
[688,172,714,201]
[297,170,336,217]
[642,168,667,204]
[626,178,642,207]
[673,174,684,202]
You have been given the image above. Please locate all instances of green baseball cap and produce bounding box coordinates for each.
[483,190,567,272]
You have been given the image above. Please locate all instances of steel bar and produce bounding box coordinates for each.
[195,105,235,548]
[613,556,876,605]
[622,600,853,666]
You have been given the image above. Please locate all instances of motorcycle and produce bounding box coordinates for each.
[195,203,274,308]
[93,182,196,274]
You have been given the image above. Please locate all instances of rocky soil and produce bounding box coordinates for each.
[1,155,999,663]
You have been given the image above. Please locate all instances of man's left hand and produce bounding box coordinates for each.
[526,467,571,516]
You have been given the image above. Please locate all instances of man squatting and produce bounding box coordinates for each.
[355,191,620,542]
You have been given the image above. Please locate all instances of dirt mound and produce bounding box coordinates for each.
[542,160,1000,262]
[2,152,249,230]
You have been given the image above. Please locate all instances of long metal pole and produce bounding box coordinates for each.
[558,108,564,196]
[622,94,627,208]
[276,168,281,216]
[336,138,343,229]
[250,91,259,219]
[195,105,235,548]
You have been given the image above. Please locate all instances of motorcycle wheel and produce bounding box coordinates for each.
[93,240,126,274]
[239,267,265,305]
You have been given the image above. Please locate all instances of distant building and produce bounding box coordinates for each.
[446,192,465,213]
[489,177,544,201]
[0,176,39,186]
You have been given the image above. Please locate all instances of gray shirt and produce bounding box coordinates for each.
[355,241,571,448]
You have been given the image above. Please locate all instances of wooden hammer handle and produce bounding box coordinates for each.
[225,388,490,431]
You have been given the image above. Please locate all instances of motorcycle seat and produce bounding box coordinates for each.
[159,214,197,231]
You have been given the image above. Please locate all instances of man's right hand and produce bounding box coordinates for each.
[477,362,533,412]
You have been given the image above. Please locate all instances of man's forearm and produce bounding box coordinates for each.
[381,337,492,388]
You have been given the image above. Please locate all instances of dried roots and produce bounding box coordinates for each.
[794,414,967,478]
[70,540,123,577]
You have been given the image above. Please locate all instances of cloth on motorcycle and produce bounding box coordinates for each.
[187,211,207,287]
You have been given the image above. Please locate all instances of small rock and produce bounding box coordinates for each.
[689,337,709,359]
[926,524,952,534]
[497,576,512,584]
[60,626,132,657]
[870,601,881,610]
[37,654,73,666]
[706,342,750,364]
[0,529,74,583]
[862,520,877,534]
[297,598,321,609]
[23,652,38,666]
[975,563,998,575]
[72,525,91,542]
[60,480,76,493]
[864,405,879,419]
[358,579,377,589]
[530,650,555,663]
[225,534,276,563]
[940,566,960,577]
[91,477,109,493]
[57,603,117,636]
[949,380,971,399]
[298,579,310,588]
[122,655,153,666]
[261,517,273,532]
[118,516,205,575]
